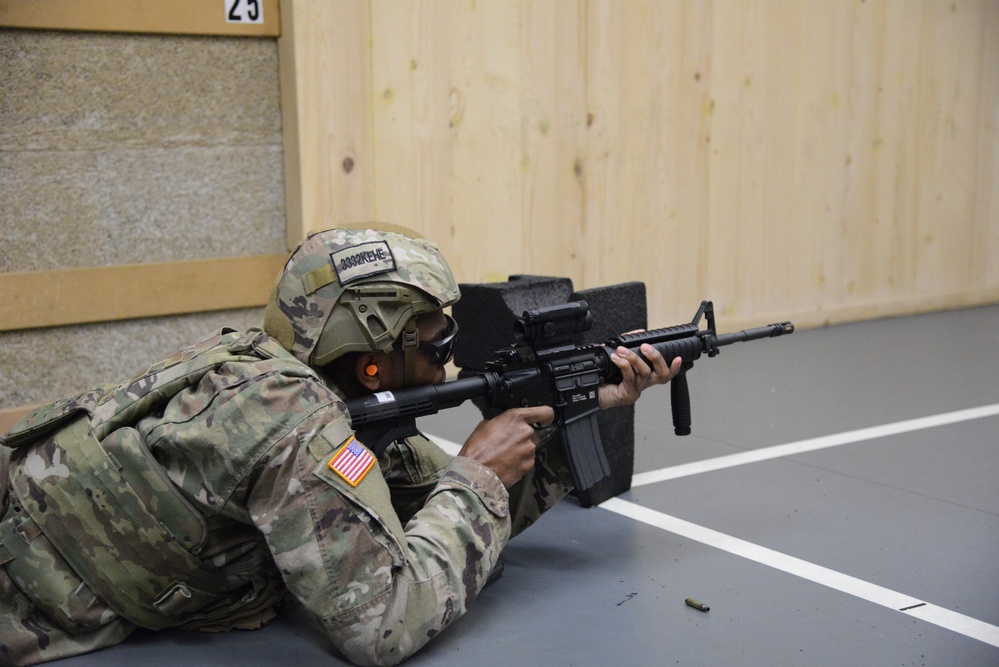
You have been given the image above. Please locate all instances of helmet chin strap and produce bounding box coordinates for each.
[401,318,420,385]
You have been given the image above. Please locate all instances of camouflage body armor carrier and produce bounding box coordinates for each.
[0,329,300,635]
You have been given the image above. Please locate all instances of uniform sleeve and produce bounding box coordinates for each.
[376,435,454,525]
[247,409,511,667]
[375,427,574,538]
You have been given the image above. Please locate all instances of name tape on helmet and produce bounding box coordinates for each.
[331,241,397,285]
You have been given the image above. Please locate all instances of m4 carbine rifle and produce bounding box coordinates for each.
[345,300,794,492]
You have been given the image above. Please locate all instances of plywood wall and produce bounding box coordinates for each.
[282,0,999,330]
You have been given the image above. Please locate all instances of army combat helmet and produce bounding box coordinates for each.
[264,223,460,380]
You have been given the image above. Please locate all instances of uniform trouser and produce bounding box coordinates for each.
[0,450,134,667]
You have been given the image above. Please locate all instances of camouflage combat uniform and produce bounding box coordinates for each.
[0,328,573,666]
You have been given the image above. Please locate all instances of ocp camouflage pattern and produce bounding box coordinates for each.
[0,327,572,666]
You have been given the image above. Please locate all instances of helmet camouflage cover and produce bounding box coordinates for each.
[264,223,460,368]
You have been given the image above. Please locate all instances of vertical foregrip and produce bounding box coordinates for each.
[670,372,692,436]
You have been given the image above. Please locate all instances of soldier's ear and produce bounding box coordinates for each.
[354,353,382,391]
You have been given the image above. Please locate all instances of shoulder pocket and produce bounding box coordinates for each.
[311,422,408,569]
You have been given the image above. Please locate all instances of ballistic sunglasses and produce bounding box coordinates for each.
[395,314,459,366]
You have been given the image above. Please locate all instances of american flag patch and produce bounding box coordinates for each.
[328,437,376,487]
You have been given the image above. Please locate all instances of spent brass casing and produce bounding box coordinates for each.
[685,597,710,612]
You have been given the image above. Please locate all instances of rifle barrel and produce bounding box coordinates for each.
[344,308,795,460]
[713,321,794,347]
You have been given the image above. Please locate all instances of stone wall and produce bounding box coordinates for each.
[1,29,286,410]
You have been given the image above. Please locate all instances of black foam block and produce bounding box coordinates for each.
[568,282,648,506]
[451,276,647,507]
[570,282,648,345]
[453,275,574,370]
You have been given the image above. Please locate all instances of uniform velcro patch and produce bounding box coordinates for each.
[328,437,376,487]
[330,241,396,285]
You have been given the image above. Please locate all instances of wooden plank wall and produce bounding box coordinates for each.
[2,0,995,431]
[2,0,996,333]
[282,0,999,330]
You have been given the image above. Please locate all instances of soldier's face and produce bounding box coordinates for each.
[381,310,453,388]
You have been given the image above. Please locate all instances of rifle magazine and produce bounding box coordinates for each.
[562,415,611,491]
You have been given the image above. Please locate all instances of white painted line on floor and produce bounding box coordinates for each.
[428,435,463,458]
[429,403,999,647]
[600,497,999,648]
[632,403,999,487]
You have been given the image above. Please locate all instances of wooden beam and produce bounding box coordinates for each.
[277,0,304,247]
[0,255,287,332]
[277,0,375,247]
[0,0,280,37]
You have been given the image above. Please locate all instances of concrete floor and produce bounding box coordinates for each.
[50,305,999,666]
